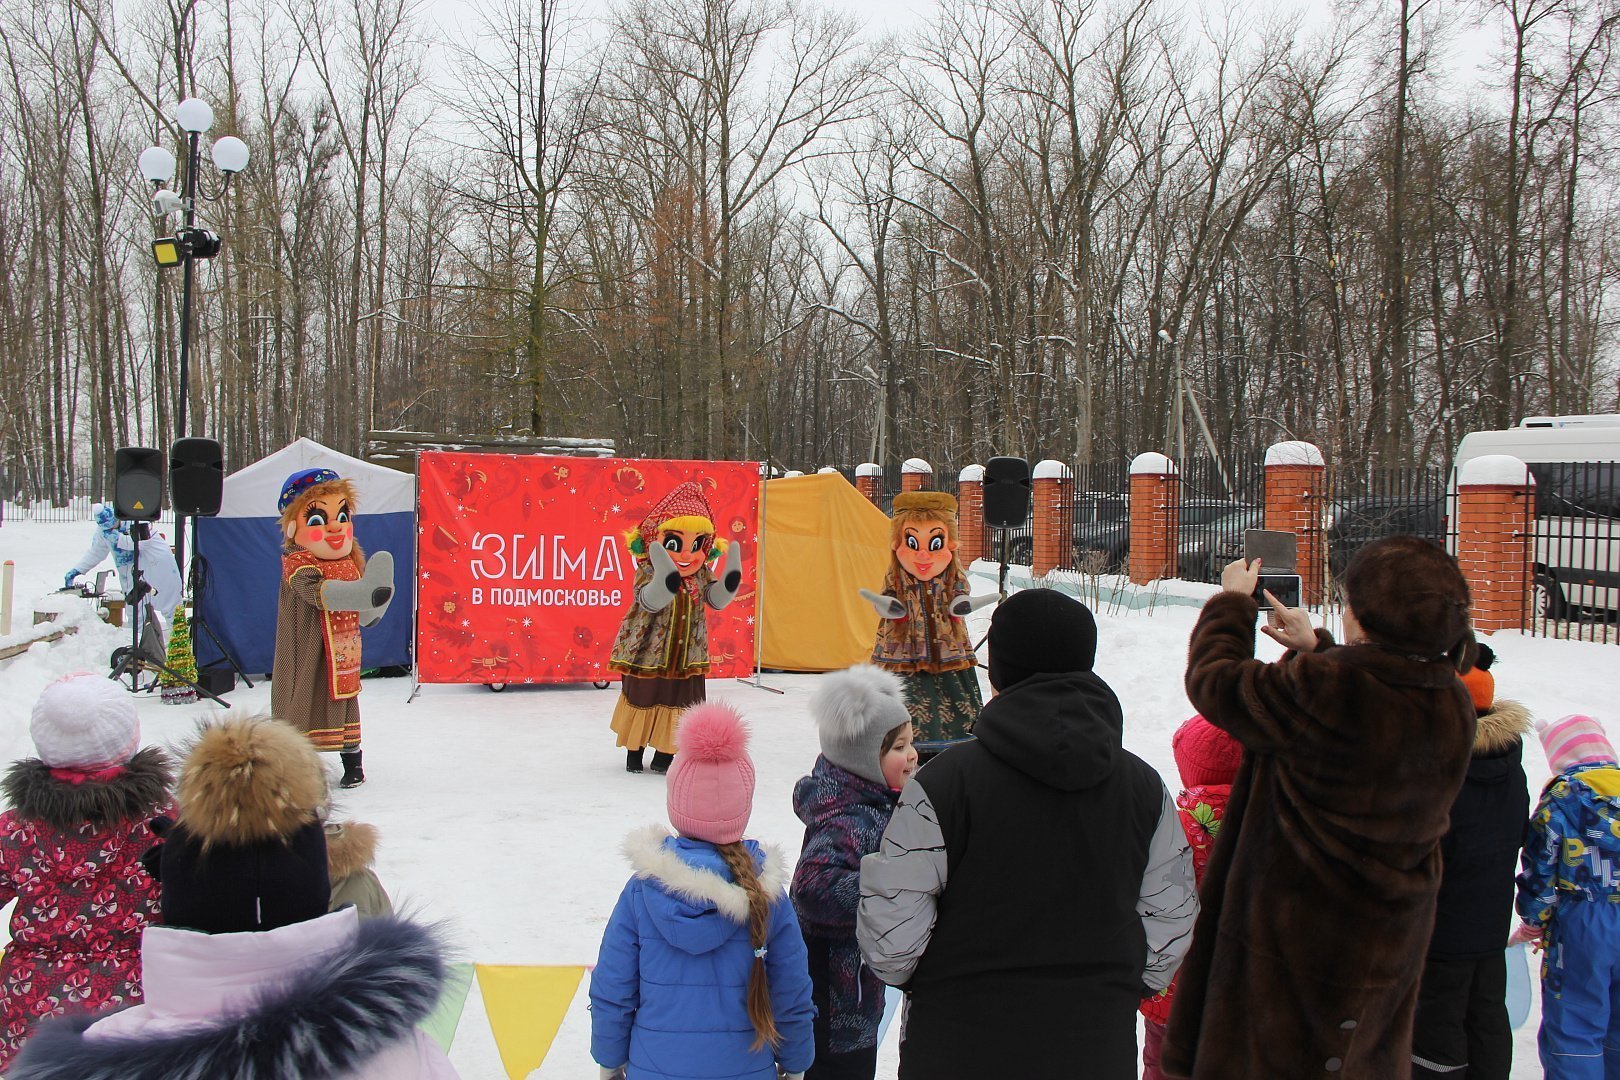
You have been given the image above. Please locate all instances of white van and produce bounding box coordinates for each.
[1452,415,1620,619]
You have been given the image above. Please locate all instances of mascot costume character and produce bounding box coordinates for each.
[271,468,394,788]
[858,491,993,758]
[608,481,744,774]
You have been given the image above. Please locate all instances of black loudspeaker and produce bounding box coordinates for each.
[198,665,236,695]
[170,437,224,516]
[983,456,1032,528]
[113,447,164,521]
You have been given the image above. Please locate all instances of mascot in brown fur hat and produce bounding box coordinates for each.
[859,491,993,759]
[271,468,394,789]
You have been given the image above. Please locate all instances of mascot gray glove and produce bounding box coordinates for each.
[859,587,906,619]
[321,549,395,617]
[638,541,683,612]
[706,543,744,609]
[949,591,997,617]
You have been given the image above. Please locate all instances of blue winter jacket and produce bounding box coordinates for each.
[790,756,896,1054]
[1517,760,1620,931]
[591,828,816,1080]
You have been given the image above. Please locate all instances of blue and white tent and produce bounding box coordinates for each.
[194,438,414,675]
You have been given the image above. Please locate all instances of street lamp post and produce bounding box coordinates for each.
[138,98,248,575]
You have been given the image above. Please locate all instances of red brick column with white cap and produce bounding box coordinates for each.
[1264,440,1327,604]
[1129,452,1179,584]
[855,462,882,504]
[957,464,986,565]
[1031,459,1073,577]
[1456,454,1535,633]
[901,458,933,493]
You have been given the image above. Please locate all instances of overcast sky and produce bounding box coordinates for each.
[414,0,1501,101]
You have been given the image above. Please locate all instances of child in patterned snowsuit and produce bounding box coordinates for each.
[1140,714,1240,1080]
[1513,713,1620,1080]
[0,674,172,1070]
[791,666,918,1080]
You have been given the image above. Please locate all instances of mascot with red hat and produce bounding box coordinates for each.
[271,468,395,788]
[608,481,744,774]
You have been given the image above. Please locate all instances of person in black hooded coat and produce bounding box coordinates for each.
[857,588,1197,1079]
[1411,644,1531,1079]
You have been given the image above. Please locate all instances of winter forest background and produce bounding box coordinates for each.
[4,0,1620,501]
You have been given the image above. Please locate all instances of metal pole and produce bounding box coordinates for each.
[174,129,200,579]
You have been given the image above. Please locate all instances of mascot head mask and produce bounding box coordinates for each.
[889,491,959,582]
[627,481,728,579]
[278,468,361,563]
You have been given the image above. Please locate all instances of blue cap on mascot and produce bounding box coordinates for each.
[277,468,341,513]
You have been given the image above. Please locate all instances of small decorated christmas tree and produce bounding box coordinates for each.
[161,604,199,705]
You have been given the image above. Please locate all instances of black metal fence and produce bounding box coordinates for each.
[1523,460,1620,643]
[1174,457,1265,586]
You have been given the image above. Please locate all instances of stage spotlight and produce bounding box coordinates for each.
[152,237,182,267]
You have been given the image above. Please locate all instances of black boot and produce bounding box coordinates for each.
[339,750,365,789]
[649,751,674,775]
[625,748,645,773]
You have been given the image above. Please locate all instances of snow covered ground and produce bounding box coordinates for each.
[0,519,1598,1077]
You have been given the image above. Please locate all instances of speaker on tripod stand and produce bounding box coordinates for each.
[983,455,1031,595]
[113,448,164,522]
[169,437,248,696]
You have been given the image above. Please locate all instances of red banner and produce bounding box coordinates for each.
[415,453,761,685]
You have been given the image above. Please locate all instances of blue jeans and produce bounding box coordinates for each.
[1541,900,1620,1080]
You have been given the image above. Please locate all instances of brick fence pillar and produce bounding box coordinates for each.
[901,457,933,493]
[1264,441,1327,605]
[854,462,882,505]
[1456,455,1535,633]
[957,464,986,565]
[1129,452,1179,585]
[1031,460,1073,577]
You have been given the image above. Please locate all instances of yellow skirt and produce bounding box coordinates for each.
[610,700,684,755]
[609,673,706,755]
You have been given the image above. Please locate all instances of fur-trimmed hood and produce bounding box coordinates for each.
[1,747,172,832]
[325,820,380,881]
[177,718,327,847]
[1476,699,1532,755]
[623,825,787,950]
[8,909,448,1080]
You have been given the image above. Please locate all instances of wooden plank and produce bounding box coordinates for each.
[0,624,78,662]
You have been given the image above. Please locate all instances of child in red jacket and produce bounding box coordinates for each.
[0,674,172,1069]
[1141,714,1241,1080]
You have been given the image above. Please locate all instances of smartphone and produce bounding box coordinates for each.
[1254,573,1302,610]
[1243,529,1297,571]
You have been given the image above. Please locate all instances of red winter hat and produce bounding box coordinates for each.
[639,482,717,544]
[1172,714,1242,789]
[666,702,756,845]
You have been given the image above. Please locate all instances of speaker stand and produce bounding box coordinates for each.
[107,535,231,707]
[973,528,1013,655]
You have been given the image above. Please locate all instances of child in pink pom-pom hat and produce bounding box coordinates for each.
[1513,714,1620,1078]
[590,701,815,1080]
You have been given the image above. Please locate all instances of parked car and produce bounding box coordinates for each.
[1177,506,1264,582]
[1005,492,1130,571]
[1004,495,1257,578]
[1326,495,1446,580]
[1452,416,1620,620]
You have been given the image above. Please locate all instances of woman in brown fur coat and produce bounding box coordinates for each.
[1163,537,1478,1080]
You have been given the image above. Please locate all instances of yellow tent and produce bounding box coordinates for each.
[758,473,892,671]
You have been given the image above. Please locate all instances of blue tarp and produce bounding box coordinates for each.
[193,439,414,675]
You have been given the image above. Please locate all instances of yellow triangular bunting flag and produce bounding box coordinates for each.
[475,964,586,1080]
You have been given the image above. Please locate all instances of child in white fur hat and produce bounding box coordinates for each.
[791,665,918,1080]
[0,674,174,1070]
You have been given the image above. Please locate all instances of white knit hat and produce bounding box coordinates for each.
[30,672,141,768]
